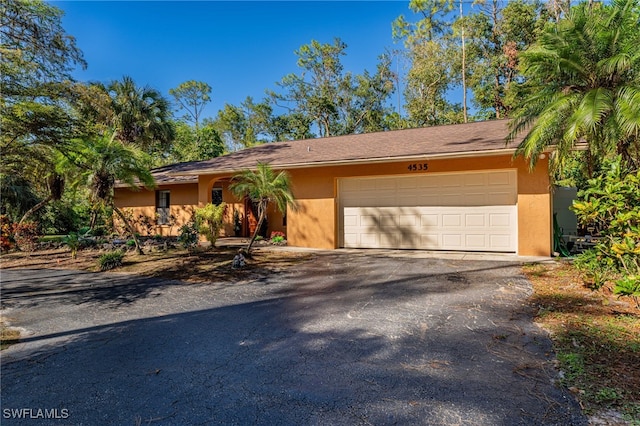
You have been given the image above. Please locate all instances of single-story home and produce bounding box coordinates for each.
[115,119,552,256]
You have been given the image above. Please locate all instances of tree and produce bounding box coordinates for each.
[212,98,274,150]
[167,121,224,164]
[169,80,212,131]
[508,0,640,176]
[269,39,395,137]
[393,0,465,126]
[70,132,155,255]
[465,0,549,119]
[1,0,86,210]
[229,163,296,253]
[403,40,463,126]
[103,76,175,154]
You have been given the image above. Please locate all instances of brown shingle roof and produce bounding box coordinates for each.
[172,119,521,176]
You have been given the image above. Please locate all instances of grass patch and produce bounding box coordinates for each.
[524,261,640,424]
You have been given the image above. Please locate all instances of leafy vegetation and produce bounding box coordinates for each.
[229,164,296,253]
[572,157,640,307]
[195,202,227,247]
[98,250,125,271]
[525,262,640,422]
[177,221,199,251]
[508,0,640,175]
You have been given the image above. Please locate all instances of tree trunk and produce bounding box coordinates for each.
[246,201,267,255]
[460,0,468,123]
[18,194,53,226]
[113,206,144,255]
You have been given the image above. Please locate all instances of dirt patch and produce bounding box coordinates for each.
[0,245,313,284]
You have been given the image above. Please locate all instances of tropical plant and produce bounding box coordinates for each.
[177,221,199,251]
[195,202,227,247]
[508,0,640,176]
[229,163,296,253]
[98,250,125,271]
[270,231,286,244]
[103,76,175,154]
[63,232,80,259]
[572,157,640,308]
[68,132,155,255]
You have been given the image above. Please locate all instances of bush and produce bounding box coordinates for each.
[13,222,40,252]
[177,222,198,250]
[270,231,286,244]
[195,202,226,246]
[572,157,640,308]
[0,215,15,252]
[63,232,80,259]
[98,250,125,271]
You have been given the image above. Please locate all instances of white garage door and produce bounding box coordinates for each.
[339,170,518,252]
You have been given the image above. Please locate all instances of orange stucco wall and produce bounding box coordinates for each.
[274,154,550,255]
[114,183,198,236]
[115,153,552,256]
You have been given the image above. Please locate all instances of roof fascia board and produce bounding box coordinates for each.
[172,148,521,177]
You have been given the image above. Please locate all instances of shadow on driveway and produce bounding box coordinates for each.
[0,253,587,425]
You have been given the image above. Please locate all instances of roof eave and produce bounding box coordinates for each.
[171,147,521,177]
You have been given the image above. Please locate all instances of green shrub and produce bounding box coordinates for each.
[63,232,80,259]
[98,250,125,271]
[195,202,227,246]
[270,231,286,244]
[572,157,640,308]
[125,239,136,247]
[177,222,198,250]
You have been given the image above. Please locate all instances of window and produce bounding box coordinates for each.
[212,188,223,206]
[156,190,170,225]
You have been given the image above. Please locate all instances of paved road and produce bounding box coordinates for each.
[0,251,586,425]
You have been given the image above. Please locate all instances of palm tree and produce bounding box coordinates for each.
[105,76,175,153]
[229,163,296,253]
[74,132,155,255]
[508,0,640,176]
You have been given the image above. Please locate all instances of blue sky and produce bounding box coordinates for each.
[55,1,412,120]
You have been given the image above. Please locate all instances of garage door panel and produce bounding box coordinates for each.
[488,171,513,185]
[442,234,462,247]
[340,171,517,252]
[379,215,397,227]
[442,214,462,227]
[399,215,417,226]
[466,234,486,247]
[465,214,486,227]
[421,214,439,227]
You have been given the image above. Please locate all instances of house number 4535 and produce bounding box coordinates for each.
[407,163,428,171]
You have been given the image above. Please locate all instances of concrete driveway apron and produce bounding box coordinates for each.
[0,250,586,425]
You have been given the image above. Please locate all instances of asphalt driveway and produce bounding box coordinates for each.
[0,250,586,425]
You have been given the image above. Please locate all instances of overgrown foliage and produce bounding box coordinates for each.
[195,202,227,247]
[177,221,199,251]
[98,250,125,271]
[508,0,640,175]
[572,157,640,308]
